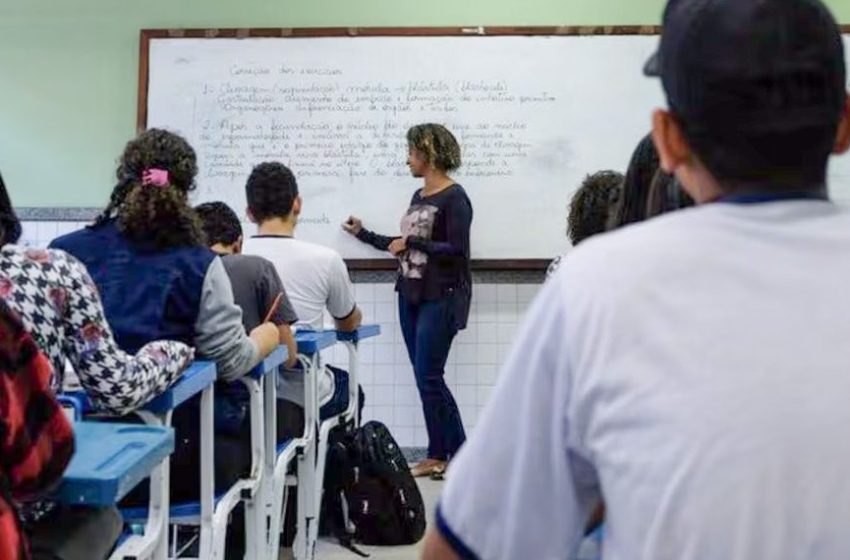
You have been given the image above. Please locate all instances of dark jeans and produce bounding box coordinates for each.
[398,295,466,460]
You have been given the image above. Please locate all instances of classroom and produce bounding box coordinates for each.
[3,0,850,559]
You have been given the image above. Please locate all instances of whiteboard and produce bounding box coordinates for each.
[145,34,850,261]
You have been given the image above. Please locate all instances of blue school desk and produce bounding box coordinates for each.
[57,421,174,507]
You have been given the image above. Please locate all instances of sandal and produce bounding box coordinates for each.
[429,464,447,480]
[410,459,442,478]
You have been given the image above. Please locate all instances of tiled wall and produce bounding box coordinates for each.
[21,221,543,448]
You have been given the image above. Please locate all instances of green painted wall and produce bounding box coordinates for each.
[1,0,849,207]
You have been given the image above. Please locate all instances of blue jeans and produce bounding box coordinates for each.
[398,295,466,460]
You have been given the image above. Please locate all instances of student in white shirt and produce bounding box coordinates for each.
[423,0,850,559]
[242,161,362,430]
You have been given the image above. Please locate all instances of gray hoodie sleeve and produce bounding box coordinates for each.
[194,257,260,382]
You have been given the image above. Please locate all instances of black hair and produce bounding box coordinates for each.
[567,170,623,245]
[245,162,299,224]
[609,134,660,229]
[645,169,694,218]
[0,172,22,247]
[195,202,243,246]
[682,121,839,193]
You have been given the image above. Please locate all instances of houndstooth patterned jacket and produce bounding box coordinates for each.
[0,245,193,415]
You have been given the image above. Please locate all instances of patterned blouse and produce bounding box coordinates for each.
[0,245,193,415]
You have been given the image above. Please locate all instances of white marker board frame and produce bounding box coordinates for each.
[138,25,661,271]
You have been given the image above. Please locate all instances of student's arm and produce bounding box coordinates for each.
[194,258,277,382]
[424,271,597,560]
[259,260,299,368]
[326,253,362,332]
[334,306,362,332]
[58,252,194,415]
[406,193,472,256]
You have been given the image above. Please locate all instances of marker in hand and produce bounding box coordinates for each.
[343,216,363,235]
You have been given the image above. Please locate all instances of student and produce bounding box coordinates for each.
[195,201,299,558]
[0,171,192,413]
[424,1,850,559]
[0,300,75,560]
[195,201,298,370]
[51,129,280,503]
[548,170,623,277]
[242,162,362,432]
[344,123,472,479]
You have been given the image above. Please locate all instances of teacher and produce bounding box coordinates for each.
[344,123,473,479]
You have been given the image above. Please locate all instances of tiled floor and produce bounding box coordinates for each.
[282,478,442,560]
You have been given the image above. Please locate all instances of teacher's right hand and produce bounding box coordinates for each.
[342,216,363,236]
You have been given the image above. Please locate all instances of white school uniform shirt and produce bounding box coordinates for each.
[439,200,850,560]
[242,235,357,406]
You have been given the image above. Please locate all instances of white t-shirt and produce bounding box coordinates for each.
[243,235,357,406]
[439,200,850,560]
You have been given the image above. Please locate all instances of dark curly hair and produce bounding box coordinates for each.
[609,134,660,229]
[0,172,21,247]
[245,162,299,224]
[94,129,205,249]
[195,201,243,247]
[407,124,462,172]
[567,170,623,245]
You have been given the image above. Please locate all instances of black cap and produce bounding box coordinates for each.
[645,0,846,134]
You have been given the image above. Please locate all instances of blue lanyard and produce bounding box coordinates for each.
[717,190,829,204]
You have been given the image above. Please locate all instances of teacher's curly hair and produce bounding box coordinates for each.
[94,128,205,249]
[407,123,462,172]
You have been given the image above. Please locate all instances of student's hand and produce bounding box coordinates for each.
[389,237,407,256]
[250,322,280,358]
[342,216,363,236]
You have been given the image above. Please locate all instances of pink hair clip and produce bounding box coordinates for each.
[141,168,170,187]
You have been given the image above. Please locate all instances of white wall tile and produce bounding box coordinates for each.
[394,385,419,407]
[394,406,420,427]
[454,343,477,365]
[477,323,498,344]
[475,284,497,300]
[477,365,499,385]
[394,363,414,385]
[497,323,518,344]
[392,426,415,447]
[517,284,540,304]
[497,344,514,364]
[374,284,396,303]
[497,284,517,302]
[454,385,477,408]
[370,405,395,426]
[476,343,499,365]
[355,283,375,303]
[372,364,395,385]
[372,385,395,406]
[456,365,476,386]
[374,302,395,323]
[374,343,395,365]
[476,385,495,406]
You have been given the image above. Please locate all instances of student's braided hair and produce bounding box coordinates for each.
[94,129,205,249]
[407,124,462,172]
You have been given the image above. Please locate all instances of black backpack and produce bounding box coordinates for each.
[321,421,426,553]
